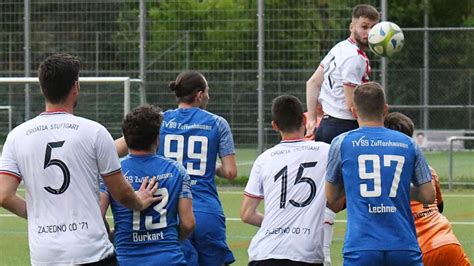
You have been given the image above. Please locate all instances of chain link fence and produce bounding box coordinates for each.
[0,0,472,151]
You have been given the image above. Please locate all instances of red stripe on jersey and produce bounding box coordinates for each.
[244,192,264,199]
[343,82,357,87]
[281,138,304,142]
[0,171,22,183]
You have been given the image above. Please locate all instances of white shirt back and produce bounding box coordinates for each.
[318,38,370,120]
[244,140,330,264]
[0,112,119,265]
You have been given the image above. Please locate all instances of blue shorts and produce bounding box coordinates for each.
[117,251,186,266]
[181,212,235,266]
[315,115,358,144]
[343,250,422,266]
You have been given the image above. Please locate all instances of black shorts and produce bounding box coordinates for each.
[315,115,358,144]
[249,259,323,266]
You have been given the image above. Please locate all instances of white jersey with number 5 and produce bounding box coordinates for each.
[0,112,119,265]
[244,140,330,264]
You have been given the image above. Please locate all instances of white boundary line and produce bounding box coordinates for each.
[0,214,472,225]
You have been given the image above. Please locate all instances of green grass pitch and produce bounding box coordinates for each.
[0,148,472,265]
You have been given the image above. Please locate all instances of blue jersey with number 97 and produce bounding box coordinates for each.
[158,107,235,215]
[325,127,432,254]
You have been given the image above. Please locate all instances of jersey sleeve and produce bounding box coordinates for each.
[411,143,432,186]
[244,155,264,198]
[216,116,235,158]
[319,51,335,69]
[95,126,122,177]
[178,164,193,199]
[0,132,22,182]
[325,135,344,184]
[340,54,365,87]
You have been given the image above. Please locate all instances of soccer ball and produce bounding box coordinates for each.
[368,21,405,57]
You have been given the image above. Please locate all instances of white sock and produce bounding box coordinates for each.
[323,207,336,264]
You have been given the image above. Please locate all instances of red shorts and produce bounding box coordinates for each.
[423,244,471,266]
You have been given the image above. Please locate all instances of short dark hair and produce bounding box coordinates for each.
[271,95,304,133]
[122,105,163,151]
[353,82,386,121]
[169,71,207,104]
[38,53,80,104]
[384,112,415,137]
[352,4,380,21]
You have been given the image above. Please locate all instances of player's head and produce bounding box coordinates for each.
[38,53,80,104]
[384,112,415,137]
[352,82,387,122]
[122,105,163,152]
[271,95,305,134]
[169,70,209,109]
[350,4,380,50]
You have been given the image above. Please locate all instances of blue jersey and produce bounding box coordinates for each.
[325,127,432,254]
[158,107,235,215]
[101,154,192,264]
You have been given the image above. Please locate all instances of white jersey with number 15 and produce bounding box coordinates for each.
[244,140,330,264]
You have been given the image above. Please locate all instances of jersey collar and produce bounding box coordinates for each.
[40,110,69,116]
[280,138,305,143]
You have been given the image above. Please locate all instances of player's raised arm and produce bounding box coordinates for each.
[306,66,324,137]
[115,136,129,157]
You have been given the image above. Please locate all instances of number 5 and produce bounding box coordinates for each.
[43,141,71,195]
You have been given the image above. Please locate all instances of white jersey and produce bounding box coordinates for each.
[318,38,371,120]
[244,140,330,264]
[0,111,119,265]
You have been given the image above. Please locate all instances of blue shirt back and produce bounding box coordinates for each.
[325,127,431,253]
[158,107,235,215]
[101,154,192,262]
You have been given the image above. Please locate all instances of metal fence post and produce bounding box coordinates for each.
[257,0,264,154]
[24,0,31,121]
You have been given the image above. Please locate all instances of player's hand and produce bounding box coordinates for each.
[305,119,317,139]
[136,176,161,210]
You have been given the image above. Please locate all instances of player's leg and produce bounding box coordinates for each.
[323,208,336,266]
[385,250,422,266]
[343,250,383,266]
[193,212,235,266]
[422,244,471,266]
[249,259,323,266]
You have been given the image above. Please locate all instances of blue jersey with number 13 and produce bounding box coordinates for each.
[158,107,235,215]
